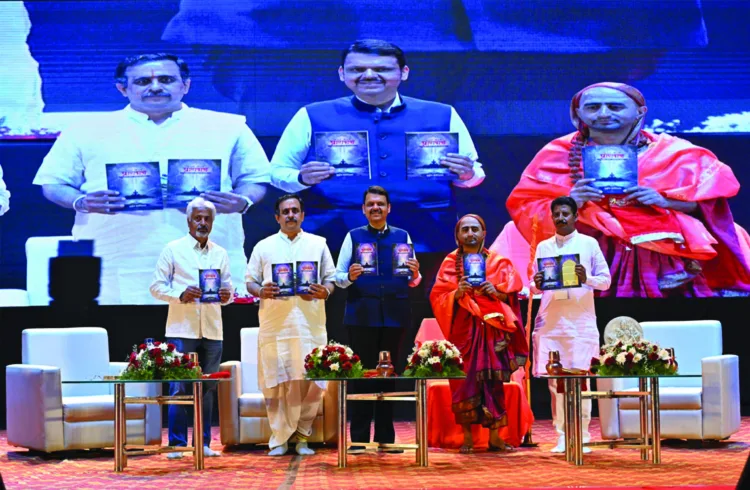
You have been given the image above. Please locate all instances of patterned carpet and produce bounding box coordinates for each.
[1,418,747,490]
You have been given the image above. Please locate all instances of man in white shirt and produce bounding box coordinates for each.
[270,39,484,253]
[531,196,611,453]
[33,52,270,304]
[246,194,336,456]
[150,197,233,459]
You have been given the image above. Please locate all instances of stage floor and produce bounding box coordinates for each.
[1,418,747,489]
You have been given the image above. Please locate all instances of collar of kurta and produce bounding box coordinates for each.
[366,222,389,237]
[351,94,405,114]
[187,233,212,251]
[554,229,578,246]
[277,229,305,243]
[124,103,189,123]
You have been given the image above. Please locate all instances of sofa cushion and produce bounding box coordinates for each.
[63,395,145,422]
[619,387,702,410]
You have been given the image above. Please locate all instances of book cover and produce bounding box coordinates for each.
[272,262,295,297]
[582,145,638,194]
[105,162,162,211]
[392,243,413,277]
[295,261,319,295]
[165,159,222,208]
[314,131,370,179]
[537,254,581,290]
[463,253,486,286]
[405,132,459,180]
[199,268,221,303]
[354,242,378,276]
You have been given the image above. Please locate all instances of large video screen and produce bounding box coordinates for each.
[1,0,749,305]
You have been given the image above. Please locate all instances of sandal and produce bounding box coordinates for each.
[488,442,515,452]
[459,444,474,454]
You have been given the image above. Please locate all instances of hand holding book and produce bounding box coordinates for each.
[440,153,475,181]
[200,191,248,214]
[299,161,336,186]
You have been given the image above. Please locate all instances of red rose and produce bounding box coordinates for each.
[449,357,460,365]
[337,347,345,354]
[183,353,191,361]
[342,362,353,371]
[305,354,311,363]
[138,343,146,351]
[154,341,161,347]
[129,352,137,363]
[339,354,350,363]
[605,357,616,366]
[433,363,443,373]
[625,352,634,363]
[411,353,420,365]
[155,357,164,366]
[648,352,659,361]
[352,354,360,363]
[323,360,331,368]
[186,361,195,369]
[173,357,181,367]
[431,346,440,356]
[590,357,600,366]
[133,360,140,368]
[167,343,176,352]
[149,348,161,357]
[599,348,605,355]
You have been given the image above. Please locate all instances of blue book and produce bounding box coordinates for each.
[354,242,378,276]
[463,253,486,286]
[314,131,370,179]
[295,261,319,295]
[199,269,221,303]
[165,159,222,208]
[272,262,295,297]
[105,162,162,211]
[392,243,413,277]
[406,132,458,180]
[583,145,638,194]
[537,254,581,290]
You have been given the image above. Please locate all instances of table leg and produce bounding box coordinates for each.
[563,379,572,463]
[417,380,428,467]
[638,378,649,461]
[338,381,347,469]
[193,381,204,470]
[114,383,125,472]
[649,377,661,464]
[572,378,584,466]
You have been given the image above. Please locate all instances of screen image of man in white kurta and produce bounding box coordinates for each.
[245,194,336,456]
[334,185,421,454]
[32,53,270,304]
[530,196,611,453]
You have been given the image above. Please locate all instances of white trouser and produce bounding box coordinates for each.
[548,379,591,441]
[264,379,323,449]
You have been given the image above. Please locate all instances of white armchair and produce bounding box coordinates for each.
[6,327,162,452]
[218,328,338,446]
[597,320,740,441]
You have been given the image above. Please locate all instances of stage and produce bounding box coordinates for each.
[1,418,746,489]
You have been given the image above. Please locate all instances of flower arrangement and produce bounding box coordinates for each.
[305,341,365,379]
[590,339,677,376]
[120,341,202,380]
[403,340,465,377]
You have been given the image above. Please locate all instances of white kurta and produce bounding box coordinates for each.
[531,230,611,375]
[245,230,336,394]
[33,104,270,304]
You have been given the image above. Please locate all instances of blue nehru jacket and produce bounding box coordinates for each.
[304,96,453,210]
[344,225,411,328]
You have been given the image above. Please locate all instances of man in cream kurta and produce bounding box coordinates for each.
[531,196,611,453]
[246,194,335,456]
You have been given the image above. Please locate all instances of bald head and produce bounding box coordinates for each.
[456,216,485,253]
[573,86,647,143]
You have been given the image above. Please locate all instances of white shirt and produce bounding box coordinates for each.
[530,230,611,374]
[33,104,270,304]
[0,164,10,216]
[150,234,233,341]
[270,94,485,192]
[245,230,336,390]
[334,224,422,288]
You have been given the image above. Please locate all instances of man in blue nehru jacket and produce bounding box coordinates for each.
[335,185,421,454]
[270,39,484,253]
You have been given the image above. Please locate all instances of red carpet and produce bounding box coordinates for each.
[1,418,747,489]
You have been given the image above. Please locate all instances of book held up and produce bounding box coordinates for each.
[583,145,638,194]
[406,132,459,180]
[314,131,370,179]
[105,162,162,211]
[199,269,221,303]
[354,242,378,275]
[165,159,222,208]
[463,253,486,286]
[392,243,414,277]
[537,254,581,290]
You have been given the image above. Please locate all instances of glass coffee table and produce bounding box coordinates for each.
[539,374,701,466]
[63,378,225,472]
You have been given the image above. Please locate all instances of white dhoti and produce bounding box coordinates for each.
[548,379,592,441]
[263,379,324,449]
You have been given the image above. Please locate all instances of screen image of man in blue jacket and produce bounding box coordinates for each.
[270,39,485,253]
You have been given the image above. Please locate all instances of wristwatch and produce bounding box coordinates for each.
[239,196,254,214]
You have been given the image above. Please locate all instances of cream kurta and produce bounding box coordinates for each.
[246,230,335,393]
[531,230,611,375]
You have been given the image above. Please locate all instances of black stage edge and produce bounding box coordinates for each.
[1,296,749,431]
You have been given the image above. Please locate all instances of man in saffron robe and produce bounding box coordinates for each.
[430,214,528,453]
[506,82,750,297]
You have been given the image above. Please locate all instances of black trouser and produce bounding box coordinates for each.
[348,325,406,444]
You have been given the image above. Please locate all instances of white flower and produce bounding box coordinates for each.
[330,363,340,372]
[633,353,643,363]
[659,349,670,360]
[445,349,454,358]
[616,352,627,365]
[428,356,441,365]
[314,349,323,358]
[160,343,168,351]
[345,347,353,356]
[628,347,636,355]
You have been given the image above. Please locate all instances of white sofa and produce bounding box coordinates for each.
[218,328,338,446]
[6,327,162,452]
[597,320,740,441]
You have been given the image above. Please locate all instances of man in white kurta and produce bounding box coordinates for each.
[246,194,336,456]
[531,196,611,453]
[33,53,269,304]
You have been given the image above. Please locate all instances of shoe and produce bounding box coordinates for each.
[379,447,404,454]
[295,442,315,456]
[550,435,566,453]
[203,446,222,457]
[268,443,288,456]
[348,446,366,455]
[167,451,184,459]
